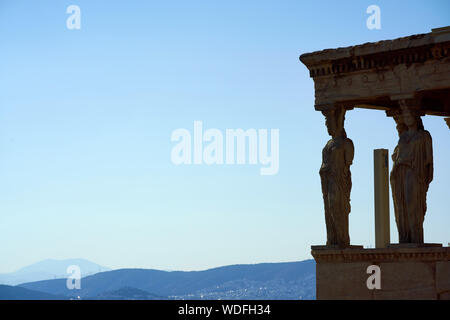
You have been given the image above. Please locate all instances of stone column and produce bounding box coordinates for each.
[374,149,390,248]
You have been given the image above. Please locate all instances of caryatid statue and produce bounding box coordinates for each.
[390,110,407,226]
[320,106,354,248]
[391,104,433,244]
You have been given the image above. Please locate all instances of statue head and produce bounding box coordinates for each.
[393,114,407,137]
[323,107,347,138]
[400,106,424,131]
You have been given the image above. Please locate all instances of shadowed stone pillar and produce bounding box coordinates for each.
[374,149,390,248]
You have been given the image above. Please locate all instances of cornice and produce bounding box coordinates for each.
[311,246,450,263]
[302,41,450,79]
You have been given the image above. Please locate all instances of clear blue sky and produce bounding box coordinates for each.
[0,0,449,273]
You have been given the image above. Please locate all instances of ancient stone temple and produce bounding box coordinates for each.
[300,27,450,300]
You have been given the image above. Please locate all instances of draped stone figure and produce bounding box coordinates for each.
[391,106,433,244]
[390,112,407,232]
[320,107,354,247]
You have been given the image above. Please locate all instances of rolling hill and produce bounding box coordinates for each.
[18,260,316,300]
[0,285,68,300]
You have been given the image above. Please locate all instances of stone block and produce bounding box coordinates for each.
[312,246,450,300]
[316,262,373,300]
[436,261,450,293]
[377,262,434,291]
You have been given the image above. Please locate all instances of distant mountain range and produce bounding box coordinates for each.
[0,259,110,285]
[0,259,315,300]
[7,260,315,300]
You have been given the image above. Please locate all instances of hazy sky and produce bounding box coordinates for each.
[0,0,449,273]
